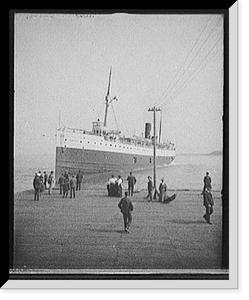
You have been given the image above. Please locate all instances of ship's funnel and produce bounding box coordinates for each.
[145,123,151,139]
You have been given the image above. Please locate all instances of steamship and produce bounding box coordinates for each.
[55,69,176,180]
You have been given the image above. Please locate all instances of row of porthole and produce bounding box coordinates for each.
[65,139,151,152]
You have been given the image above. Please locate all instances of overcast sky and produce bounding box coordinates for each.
[14,13,224,157]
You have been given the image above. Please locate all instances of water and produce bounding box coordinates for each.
[13,153,222,194]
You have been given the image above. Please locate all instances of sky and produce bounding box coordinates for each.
[14,12,224,158]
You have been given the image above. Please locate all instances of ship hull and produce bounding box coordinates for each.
[55,146,175,181]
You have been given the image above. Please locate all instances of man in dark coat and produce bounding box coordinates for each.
[118,191,134,233]
[76,170,83,191]
[127,172,137,196]
[202,172,212,194]
[69,175,77,198]
[58,174,65,195]
[33,173,41,201]
[203,187,214,224]
[147,176,153,202]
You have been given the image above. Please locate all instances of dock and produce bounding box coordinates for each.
[13,186,223,272]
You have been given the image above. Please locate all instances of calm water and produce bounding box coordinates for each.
[13,153,222,194]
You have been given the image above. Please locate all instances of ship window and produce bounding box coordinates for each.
[133,157,137,164]
[149,157,152,163]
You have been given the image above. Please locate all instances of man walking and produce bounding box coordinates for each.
[118,191,134,233]
[202,186,214,224]
[127,172,137,196]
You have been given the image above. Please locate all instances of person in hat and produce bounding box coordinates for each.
[117,175,123,197]
[48,171,55,195]
[202,186,214,224]
[147,176,153,202]
[33,173,41,201]
[118,191,134,233]
[69,175,77,198]
[158,178,167,202]
[202,172,212,194]
[127,172,137,196]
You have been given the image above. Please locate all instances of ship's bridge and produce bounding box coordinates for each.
[92,119,108,136]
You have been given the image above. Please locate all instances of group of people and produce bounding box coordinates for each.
[32,171,55,201]
[117,171,215,233]
[33,167,215,232]
[58,170,83,198]
[107,172,137,198]
[33,170,83,200]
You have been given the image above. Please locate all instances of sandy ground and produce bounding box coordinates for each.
[13,185,223,271]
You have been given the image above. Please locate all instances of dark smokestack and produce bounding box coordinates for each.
[145,123,151,139]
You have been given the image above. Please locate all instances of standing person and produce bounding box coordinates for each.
[48,171,55,195]
[147,176,153,202]
[33,173,41,201]
[76,170,83,191]
[39,173,45,195]
[127,172,137,196]
[202,172,212,194]
[64,170,69,180]
[117,175,123,197]
[202,186,214,224]
[58,174,65,195]
[43,171,48,189]
[63,176,70,198]
[158,178,167,202]
[69,175,76,198]
[118,191,134,233]
[107,174,116,196]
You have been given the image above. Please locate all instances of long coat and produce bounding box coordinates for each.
[203,190,214,207]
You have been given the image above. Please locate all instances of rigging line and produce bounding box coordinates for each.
[159,35,223,109]
[160,16,222,105]
[157,15,223,106]
[155,15,212,107]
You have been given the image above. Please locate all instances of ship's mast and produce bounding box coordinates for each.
[103,67,117,127]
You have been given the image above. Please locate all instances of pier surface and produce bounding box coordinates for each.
[13,186,223,272]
